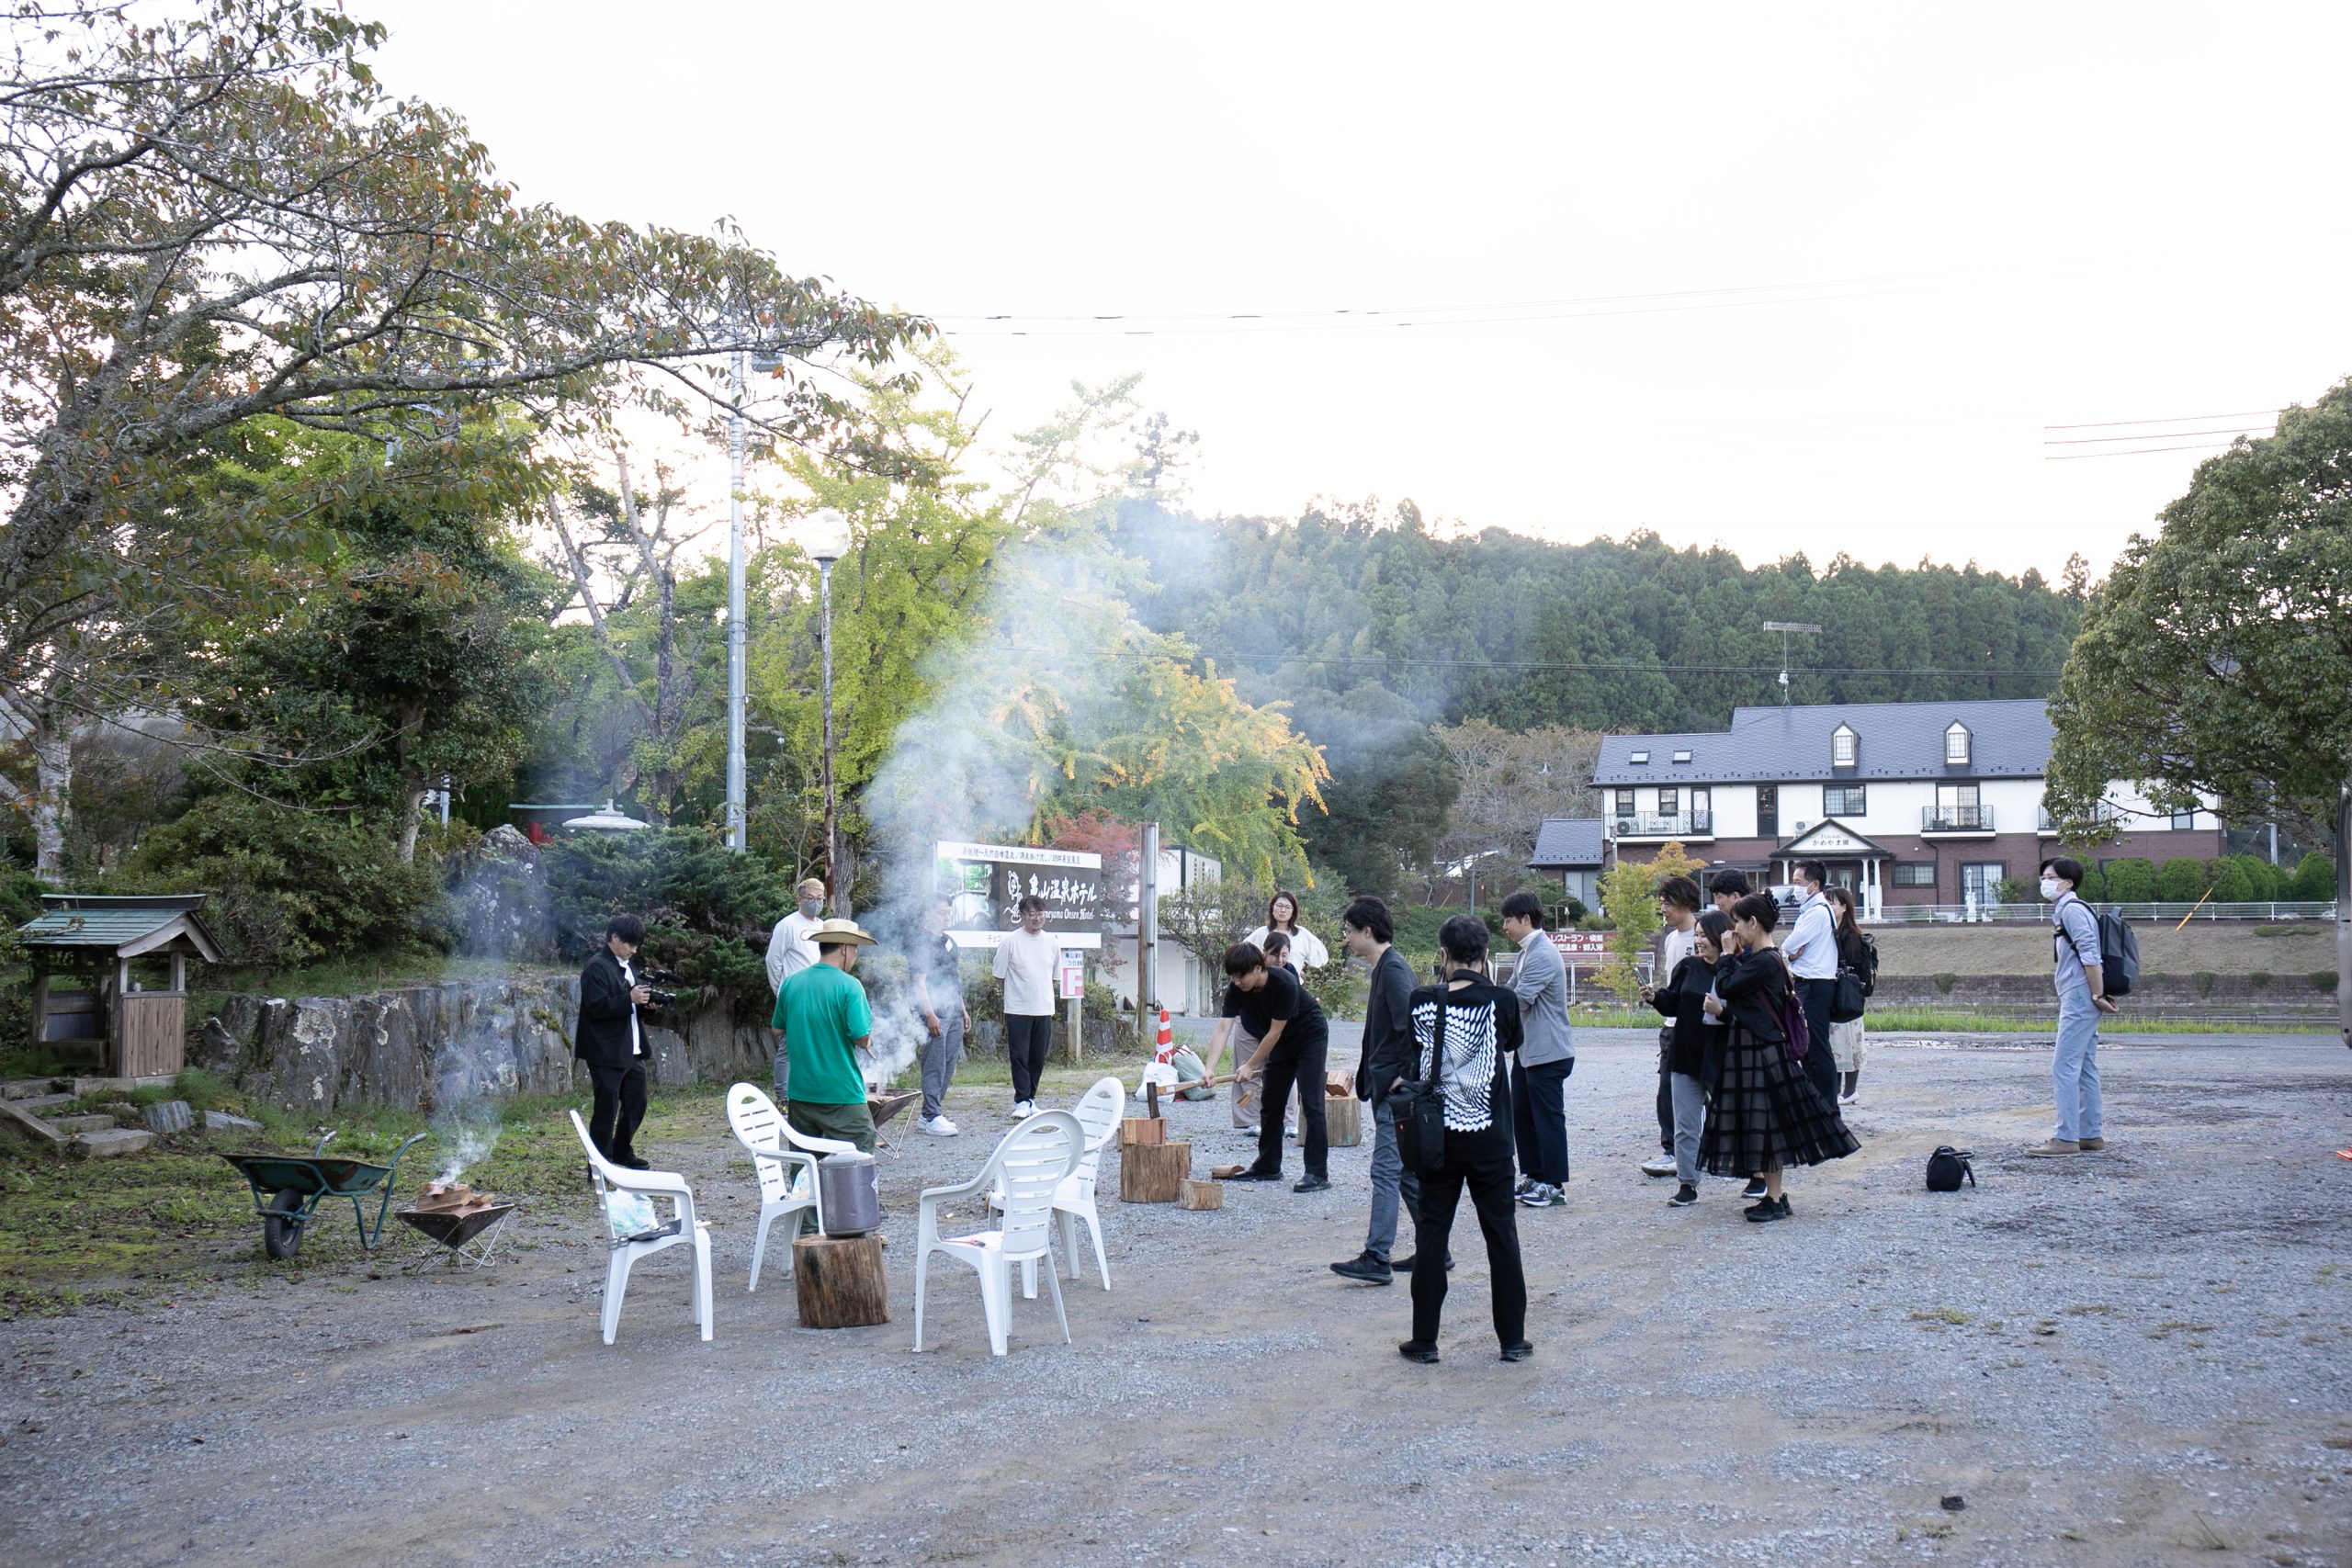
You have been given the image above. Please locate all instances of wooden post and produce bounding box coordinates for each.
[1119,1139,1191,1202]
[792,1233,889,1327]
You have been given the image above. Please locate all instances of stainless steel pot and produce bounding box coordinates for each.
[817,1149,881,1236]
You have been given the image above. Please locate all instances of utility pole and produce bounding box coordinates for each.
[724,348,748,852]
[1138,821,1160,1043]
[1762,621,1823,705]
[2337,783,2350,1051]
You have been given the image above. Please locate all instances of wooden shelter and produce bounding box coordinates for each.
[14,894,224,1077]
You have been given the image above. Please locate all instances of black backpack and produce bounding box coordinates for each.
[2098,908,2139,997]
[1925,1145,1975,1191]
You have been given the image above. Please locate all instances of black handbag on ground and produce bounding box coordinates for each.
[1391,992,1451,1175]
[1925,1145,1976,1191]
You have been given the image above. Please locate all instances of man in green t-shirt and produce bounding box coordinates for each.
[771,918,879,1152]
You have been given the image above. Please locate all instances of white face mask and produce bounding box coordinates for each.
[2038,877,2062,900]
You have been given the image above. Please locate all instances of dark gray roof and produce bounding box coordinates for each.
[16,894,223,960]
[1591,698,2053,785]
[1529,818,1605,868]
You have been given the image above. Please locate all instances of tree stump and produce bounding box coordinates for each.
[1120,1116,1166,1147]
[1325,1094,1363,1148]
[1176,1179,1223,1210]
[792,1234,889,1328]
[1119,1138,1191,1202]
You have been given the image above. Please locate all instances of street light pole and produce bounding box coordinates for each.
[725,348,749,852]
[818,550,841,915]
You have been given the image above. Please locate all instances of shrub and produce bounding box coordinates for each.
[541,828,789,1001]
[2313,971,2341,994]
[122,795,445,971]
[2192,970,2216,998]
[2075,862,2107,900]
[1932,972,1958,995]
[1995,876,2032,906]
[2248,971,2271,989]
[2156,858,2210,902]
[2290,850,2336,902]
[2104,858,2157,902]
[1561,897,1589,924]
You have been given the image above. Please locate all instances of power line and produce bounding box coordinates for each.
[2043,439,2245,461]
[2042,424,2271,446]
[2042,408,2282,430]
[1003,645,2058,679]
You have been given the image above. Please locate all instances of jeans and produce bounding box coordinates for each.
[2052,995,2103,1142]
[1796,977,1842,1107]
[1668,1070,1708,1185]
[771,1032,789,1101]
[588,1059,648,1164]
[921,1011,966,1121]
[1510,1056,1574,1187]
[1250,1029,1329,1179]
[1005,1014,1053,1105]
[1654,1028,1675,1154]
[1365,1097,1422,1262]
[1410,1141,1528,1348]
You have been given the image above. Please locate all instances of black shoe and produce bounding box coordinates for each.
[1744,1196,1792,1223]
[1741,1177,1769,1200]
[1225,1168,1282,1183]
[1668,1183,1698,1207]
[1396,1340,1440,1364]
[1292,1174,1331,1193]
[1499,1340,1535,1362]
[618,1156,651,1170]
[1391,1253,1456,1273]
[1329,1251,1392,1285]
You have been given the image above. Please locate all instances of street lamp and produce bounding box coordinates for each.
[804,508,853,916]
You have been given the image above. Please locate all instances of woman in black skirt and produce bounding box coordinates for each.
[1396,915,1532,1364]
[1702,892,1859,1222]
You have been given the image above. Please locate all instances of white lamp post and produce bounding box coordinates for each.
[804,508,853,914]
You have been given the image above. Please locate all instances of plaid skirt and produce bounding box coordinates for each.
[1701,1024,1860,1176]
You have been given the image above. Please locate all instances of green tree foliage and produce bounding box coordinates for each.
[2157,858,2210,902]
[2207,858,2256,903]
[2047,380,2352,837]
[1594,841,1702,1001]
[1114,501,2081,730]
[2290,850,2336,901]
[540,829,789,1000]
[2075,862,2107,900]
[2105,858,2157,902]
[122,795,444,970]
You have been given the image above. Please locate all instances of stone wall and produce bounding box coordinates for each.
[196,975,776,1114]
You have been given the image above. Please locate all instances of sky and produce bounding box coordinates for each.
[360,1,2352,579]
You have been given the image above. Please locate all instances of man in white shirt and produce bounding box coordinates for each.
[1781,859,1845,1109]
[766,877,828,1101]
[991,894,1059,1115]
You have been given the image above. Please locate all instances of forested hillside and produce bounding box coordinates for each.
[1114,496,2086,732]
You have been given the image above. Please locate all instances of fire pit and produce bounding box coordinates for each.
[394,1179,517,1269]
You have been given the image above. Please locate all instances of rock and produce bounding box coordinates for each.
[68,1075,175,1097]
[0,1100,68,1148]
[200,1110,264,1134]
[2,1077,59,1100]
[68,1128,155,1158]
[14,1092,75,1114]
[141,1100,195,1134]
[48,1113,119,1134]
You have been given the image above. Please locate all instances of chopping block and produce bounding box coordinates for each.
[1176,1179,1223,1210]
[1324,1093,1363,1148]
[1119,1138,1192,1202]
[792,1233,889,1328]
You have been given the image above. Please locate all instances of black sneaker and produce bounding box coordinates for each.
[1225,1168,1282,1183]
[1741,1177,1769,1200]
[1390,1253,1456,1273]
[1744,1196,1792,1223]
[1397,1340,1440,1364]
[1292,1174,1331,1193]
[1668,1183,1698,1207]
[1499,1340,1535,1362]
[1329,1251,1392,1285]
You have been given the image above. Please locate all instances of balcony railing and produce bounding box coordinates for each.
[2038,805,2122,836]
[1921,805,1996,833]
[1611,811,1713,840]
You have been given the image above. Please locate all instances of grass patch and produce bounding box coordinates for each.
[1909,1306,1973,1326]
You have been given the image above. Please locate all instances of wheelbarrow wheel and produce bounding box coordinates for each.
[263,1189,306,1260]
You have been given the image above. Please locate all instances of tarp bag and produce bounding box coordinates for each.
[1925,1145,1976,1191]
[1391,995,1452,1174]
[2098,908,2139,996]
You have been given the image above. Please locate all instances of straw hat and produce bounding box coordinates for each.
[810,918,876,947]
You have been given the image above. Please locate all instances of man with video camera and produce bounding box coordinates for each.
[575,912,669,1169]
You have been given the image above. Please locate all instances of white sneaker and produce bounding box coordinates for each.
[1640,1154,1678,1178]
[1012,1100,1035,1117]
[918,1115,959,1137]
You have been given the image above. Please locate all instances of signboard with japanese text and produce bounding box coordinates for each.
[1547,931,1611,961]
[936,840,1107,950]
[1057,948,1086,1000]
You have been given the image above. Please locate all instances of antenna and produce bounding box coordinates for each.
[1760,621,1823,705]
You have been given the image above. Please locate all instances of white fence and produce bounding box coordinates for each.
[1869,901,2335,926]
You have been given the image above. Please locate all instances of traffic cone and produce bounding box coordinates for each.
[1154,1006,1174,1062]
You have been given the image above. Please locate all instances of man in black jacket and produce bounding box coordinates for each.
[1331,897,1423,1285]
[575,913,656,1169]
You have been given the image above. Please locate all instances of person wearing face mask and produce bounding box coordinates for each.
[2028,856,2120,1156]
[765,877,831,1103]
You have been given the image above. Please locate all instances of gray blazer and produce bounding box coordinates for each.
[1510,929,1575,1067]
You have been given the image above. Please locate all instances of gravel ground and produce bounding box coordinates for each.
[3,1028,2349,1567]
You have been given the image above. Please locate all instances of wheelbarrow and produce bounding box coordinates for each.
[220,1130,429,1260]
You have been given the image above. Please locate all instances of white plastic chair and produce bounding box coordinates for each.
[913,1110,1083,1357]
[993,1075,1124,1297]
[725,1082,855,1292]
[568,1110,712,1345]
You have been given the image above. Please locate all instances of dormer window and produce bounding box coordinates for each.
[1628,750,1649,764]
[1671,750,1692,764]
[1830,724,1857,767]
[1944,722,1972,765]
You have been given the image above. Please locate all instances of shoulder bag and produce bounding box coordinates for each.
[1774,954,1811,1061]
[1925,1145,1976,1191]
[1391,992,1451,1174]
